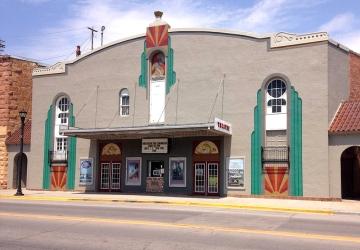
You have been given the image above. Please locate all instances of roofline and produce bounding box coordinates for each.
[0,54,44,66]
[32,28,333,76]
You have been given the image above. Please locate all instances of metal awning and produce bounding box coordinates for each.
[62,121,232,140]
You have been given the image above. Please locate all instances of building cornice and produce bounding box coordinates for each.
[33,28,335,77]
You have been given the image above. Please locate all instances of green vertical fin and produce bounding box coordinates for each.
[166,37,176,94]
[67,103,76,190]
[290,87,303,196]
[42,105,53,190]
[251,89,263,195]
[138,41,148,89]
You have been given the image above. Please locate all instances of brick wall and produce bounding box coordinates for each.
[0,56,37,188]
[349,52,360,101]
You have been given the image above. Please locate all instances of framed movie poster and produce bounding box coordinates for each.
[227,157,245,188]
[79,158,93,185]
[169,157,186,187]
[126,157,142,186]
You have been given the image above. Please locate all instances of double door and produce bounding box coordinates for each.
[100,162,121,191]
[194,162,219,195]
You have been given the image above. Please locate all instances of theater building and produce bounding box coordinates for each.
[27,12,360,198]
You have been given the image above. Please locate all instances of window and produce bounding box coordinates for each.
[120,89,130,116]
[54,96,70,155]
[266,79,287,114]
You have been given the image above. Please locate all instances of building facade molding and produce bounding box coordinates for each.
[271,32,328,48]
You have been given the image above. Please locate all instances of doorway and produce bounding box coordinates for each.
[194,162,219,195]
[100,162,121,191]
[13,153,27,188]
[341,146,360,199]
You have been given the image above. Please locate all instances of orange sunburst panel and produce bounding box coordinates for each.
[264,167,288,196]
[146,25,168,48]
[51,165,67,191]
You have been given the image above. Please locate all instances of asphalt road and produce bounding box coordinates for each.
[1,199,360,250]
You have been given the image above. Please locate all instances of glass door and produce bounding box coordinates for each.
[194,163,206,193]
[100,162,121,191]
[207,163,219,194]
[194,162,219,195]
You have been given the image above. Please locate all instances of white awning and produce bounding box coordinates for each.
[62,121,231,140]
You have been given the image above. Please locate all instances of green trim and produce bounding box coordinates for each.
[42,105,53,190]
[251,89,263,195]
[290,87,303,196]
[166,37,176,94]
[67,103,76,190]
[138,41,148,89]
[138,38,176,94]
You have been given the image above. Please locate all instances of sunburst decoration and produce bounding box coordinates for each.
[146,25,168,48]
[51,165,67,190]
[264,165,288,195]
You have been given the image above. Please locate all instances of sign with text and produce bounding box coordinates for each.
[142,138,168,153]
[214,118,232,135]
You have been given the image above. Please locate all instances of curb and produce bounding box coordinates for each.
[0,195,335,215]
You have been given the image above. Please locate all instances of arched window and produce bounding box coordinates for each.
[119,89,129,116]
[266,79,287,114]
[54,96,69,160]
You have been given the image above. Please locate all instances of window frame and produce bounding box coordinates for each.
[119,88,130,117]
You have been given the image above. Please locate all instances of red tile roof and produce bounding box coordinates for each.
[5,120,31,145]
[329,101,360,134]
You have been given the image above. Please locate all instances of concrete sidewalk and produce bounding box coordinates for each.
[1,189,360,215]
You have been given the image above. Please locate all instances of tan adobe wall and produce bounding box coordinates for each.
[349,52,360,101]
[0,56,36,188]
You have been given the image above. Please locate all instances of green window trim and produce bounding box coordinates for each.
[42,105,53,190]
[290,87,303,196]
[251,89,263,195]
[42,102,77,190]
[138,41,148,89]
[138,37,176,94]
[166,37,176,94]
[67,103,76,190]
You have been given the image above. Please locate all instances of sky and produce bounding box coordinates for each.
[1,0,360,65]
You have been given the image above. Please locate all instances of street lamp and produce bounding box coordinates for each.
[15,110,27,196]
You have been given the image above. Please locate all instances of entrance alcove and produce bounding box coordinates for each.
[341,146,360,199]
[13,153,27,188]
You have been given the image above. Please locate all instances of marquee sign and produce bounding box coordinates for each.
[214,118,232,135]
[142,138,168,153]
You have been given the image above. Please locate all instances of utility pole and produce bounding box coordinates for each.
[87,27,98,50]
[0,39,5,54]
[101,26,105,46]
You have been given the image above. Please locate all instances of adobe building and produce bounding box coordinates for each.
[0,55,37,189]
[27,12,360,198]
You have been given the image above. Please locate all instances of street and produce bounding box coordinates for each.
[1,199,360,249]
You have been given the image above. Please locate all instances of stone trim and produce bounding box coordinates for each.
[33,62,65,76]
[271,32,328,48]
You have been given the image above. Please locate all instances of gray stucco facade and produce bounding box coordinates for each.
[27,25,356,198]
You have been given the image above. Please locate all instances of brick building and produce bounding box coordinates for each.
[0,56,38,188]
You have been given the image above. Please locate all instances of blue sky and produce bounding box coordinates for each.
[1,0,360,65]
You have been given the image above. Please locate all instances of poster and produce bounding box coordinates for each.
[79,158,93,185]
[169,157,186,187]
[227,158,245,188]
[126,157,142,186]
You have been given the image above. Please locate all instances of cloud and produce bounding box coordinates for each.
[319,13,355,33]
[10,0,331,64]
[320,13,360,53]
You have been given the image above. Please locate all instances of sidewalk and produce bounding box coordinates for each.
[1,189,360,215]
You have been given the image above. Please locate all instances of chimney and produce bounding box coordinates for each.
[154,11,163,20]
[76,45,81,57]
[149,10,168,27]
